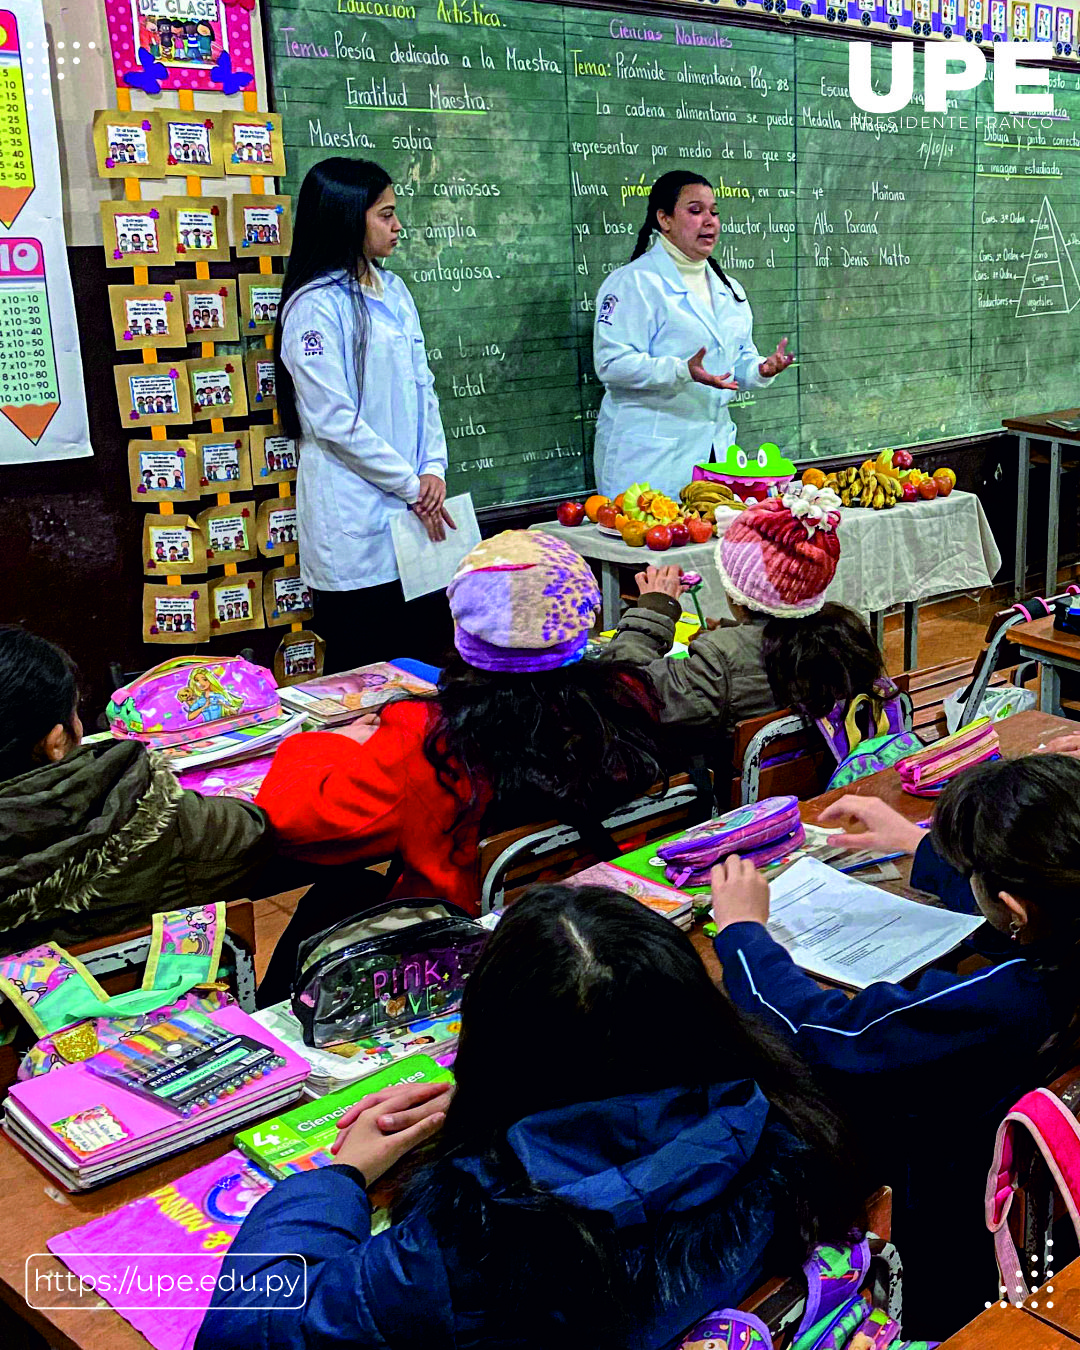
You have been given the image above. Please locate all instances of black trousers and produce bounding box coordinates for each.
[312,581,454,674]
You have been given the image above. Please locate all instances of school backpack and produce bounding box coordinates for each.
[107,654,279,748]
[816,681,923,791]
[676,1241,939,1350]
[986,1086,1080,1305]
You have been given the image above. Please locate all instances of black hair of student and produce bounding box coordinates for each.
[761,602,887,720]
[932,754,1080,974]
[630,170,745,303]
[402,885,866,1345]
[274,157,393,440]
[420,654,666,836]
[0,628,79,782]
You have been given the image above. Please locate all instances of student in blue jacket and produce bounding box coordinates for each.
[197,885,867,1350]
[710,754,1080,1339]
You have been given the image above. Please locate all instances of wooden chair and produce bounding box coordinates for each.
[731,709,834,807]
[0,899,257,1095]
[477,774,707,912]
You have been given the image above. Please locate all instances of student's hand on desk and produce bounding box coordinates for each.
[330,1081,452,1184]
[816,795,925,855]
[688,348,739,391]
[636,565,685,600]
[1035,733,1080,758]
[331,713,380,745]
[711,855,770,932]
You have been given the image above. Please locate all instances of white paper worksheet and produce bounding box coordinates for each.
[391,493,481,602]
[765,857,983,989]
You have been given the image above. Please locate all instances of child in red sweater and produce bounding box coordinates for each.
[255,531,664,999]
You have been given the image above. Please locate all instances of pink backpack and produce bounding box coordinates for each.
[106,654,280,748]
[986,1087,1080,1304]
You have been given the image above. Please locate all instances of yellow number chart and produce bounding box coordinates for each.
[0,9,32,228]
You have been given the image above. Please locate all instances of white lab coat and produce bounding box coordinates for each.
[592,241,772,499]
[280,268,447,591]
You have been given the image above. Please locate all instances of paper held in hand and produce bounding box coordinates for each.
[391,493,481,602]
[764,856,982,990]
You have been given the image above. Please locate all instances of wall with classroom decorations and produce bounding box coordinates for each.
[266,0,1080,510]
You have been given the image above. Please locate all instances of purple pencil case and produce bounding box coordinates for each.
[656,797,805,888]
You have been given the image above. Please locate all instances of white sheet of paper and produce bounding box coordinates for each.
[391,493,481,602]
[764,856,983,990]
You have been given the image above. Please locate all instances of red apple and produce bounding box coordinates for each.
[669,521,689,547]
[901,481,919,503]
[686,517,714,543]
[646,525,673,551]
[596,503,619,529]
[556,500,586,526]
[917,479,939,501]
[892,449,914,470]
[933,470,955,497]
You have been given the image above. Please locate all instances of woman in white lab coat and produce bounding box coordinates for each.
[277,158,454,672]
[593,171,794,499]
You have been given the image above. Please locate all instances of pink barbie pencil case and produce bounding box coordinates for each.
[656,797,804,888]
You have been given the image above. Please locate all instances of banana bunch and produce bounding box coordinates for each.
[680,480,745,523]
[825,465,900,509]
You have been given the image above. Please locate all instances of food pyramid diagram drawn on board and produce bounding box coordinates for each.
[1016,197,1080,318]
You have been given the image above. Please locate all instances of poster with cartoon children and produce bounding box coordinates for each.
[283,640,318,678]
[150,592,198,638]
[175,208,218,253]
[208,515,247,553]
[115,213,160,257]
[137,1,224,70]
[167,119,213,168]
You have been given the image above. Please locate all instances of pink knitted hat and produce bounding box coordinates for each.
[714,484,842,618]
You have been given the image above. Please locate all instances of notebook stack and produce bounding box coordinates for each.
[235,1054,454,1178]
[252,1000,460,1097]
[278,662,436,728]
[2,1006,309,1191]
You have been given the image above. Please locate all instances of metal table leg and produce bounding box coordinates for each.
[1015,434,1030,601]
[600,561,622,629]
[1041,660,1062,717]
[1047,437,1062,598]
[903,601,918,671]
[870,611,885,651]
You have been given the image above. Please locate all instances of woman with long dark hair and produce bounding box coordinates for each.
[276,157,453,672]
[253,531,669,1001]
[198,883,867,1350]
[593,169,794,498]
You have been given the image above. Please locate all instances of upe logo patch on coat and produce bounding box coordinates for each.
[301,330,324,357]
[598,293,618,325]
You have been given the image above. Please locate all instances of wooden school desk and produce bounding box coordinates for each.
[940,1301,1080,1348]
[1007,615,1080,717]
[1017,1253,1080,1343]
[1003,409,1080,602]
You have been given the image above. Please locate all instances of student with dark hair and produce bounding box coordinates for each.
[602,484,888,764]
[592,169,795,497]
[0,628,273,954]
[711,753,1080,1335]
[198,882,867,1350]
[277,157,453,671]
[254,532,666,1002]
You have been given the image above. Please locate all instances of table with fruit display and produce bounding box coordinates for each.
[540,444,1001,669]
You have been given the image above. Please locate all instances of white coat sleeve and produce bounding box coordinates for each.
[403,289,448,481]
[730,296,774,392]
[593,276,694,393]
[281,289,421,503]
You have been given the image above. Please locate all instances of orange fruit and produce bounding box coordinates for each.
[802,467,826,489]
[584,494,610,523]
[619,520,647,547]
[613,492,625,511]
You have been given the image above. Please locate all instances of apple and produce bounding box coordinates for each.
[596,503,619,530]
[901,481,919,503]
[917,479,939,501]
[686,517,714,544]
[646,525,673,551]
[556,500,586,527]
[669,521,689,547]
[933,474,954,498]
[892,449,914,470]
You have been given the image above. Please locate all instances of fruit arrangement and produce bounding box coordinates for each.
[806,453,958,510]
[622,482,681,527]
[558,481,722,550]
[679,479,746,523]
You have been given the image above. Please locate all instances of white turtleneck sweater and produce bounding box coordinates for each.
[655,230,714,315]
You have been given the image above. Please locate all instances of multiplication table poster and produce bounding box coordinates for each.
[0,1,88,463]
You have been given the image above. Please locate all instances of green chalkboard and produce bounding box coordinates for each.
[265,1,1080,509]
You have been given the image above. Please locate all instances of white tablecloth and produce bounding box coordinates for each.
[534,491,1002,622]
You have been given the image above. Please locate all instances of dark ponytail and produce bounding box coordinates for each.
[629,169,745,302]
[0,628,79,782]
